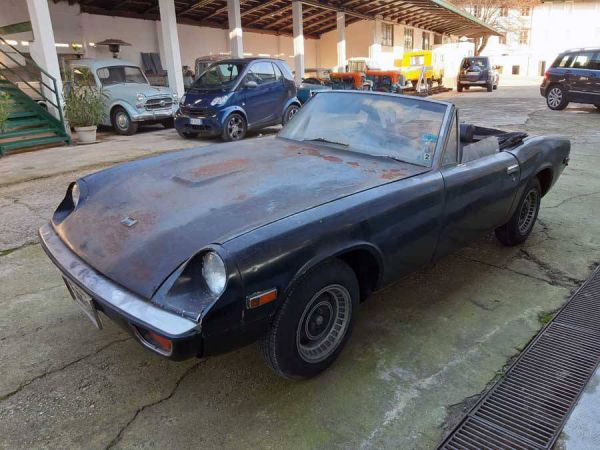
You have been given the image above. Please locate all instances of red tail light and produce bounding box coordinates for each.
[544,70,549,80]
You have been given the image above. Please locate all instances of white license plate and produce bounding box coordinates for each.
[467,71,479,76]
[189,118,203,125]
[64,278,102,329]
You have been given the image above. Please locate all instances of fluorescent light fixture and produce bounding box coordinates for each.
[55,43,69,48]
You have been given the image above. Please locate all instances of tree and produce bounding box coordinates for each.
[454,0,540,55]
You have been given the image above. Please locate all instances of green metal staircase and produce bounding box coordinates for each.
[0,37,70,156]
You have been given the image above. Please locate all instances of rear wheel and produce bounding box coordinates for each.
[282,104,300,125]
[261,259,359,379]
[111,107,138,135]
[495,178,541,246]
[221,113,247,141]
[546,85,569,110]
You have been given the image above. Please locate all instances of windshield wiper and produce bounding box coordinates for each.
[303,137,348,147]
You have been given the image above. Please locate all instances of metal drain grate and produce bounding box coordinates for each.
[439,265,600,450]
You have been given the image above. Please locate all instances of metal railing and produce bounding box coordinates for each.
[0,36,66,129]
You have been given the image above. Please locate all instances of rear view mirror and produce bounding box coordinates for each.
[245,80,258,89]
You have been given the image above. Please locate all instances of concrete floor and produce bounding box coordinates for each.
[1,85,599,449]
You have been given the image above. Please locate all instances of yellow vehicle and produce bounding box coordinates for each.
[394,50,444,88]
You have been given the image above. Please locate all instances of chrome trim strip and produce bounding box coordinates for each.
[39,223,198,337]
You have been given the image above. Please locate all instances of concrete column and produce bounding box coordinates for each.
[292,1,305,85]
[227,0,244,58]
[369,16,383,60]
[336,12,346,72]
[26,0,63,120]
[158,0,184,97]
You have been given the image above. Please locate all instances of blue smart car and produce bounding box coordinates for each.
[175,58,300,141]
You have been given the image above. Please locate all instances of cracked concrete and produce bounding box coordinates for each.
[0,84,598,449]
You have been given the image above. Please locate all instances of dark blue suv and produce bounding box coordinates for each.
[175,58,300,141]
[541,48,600,110]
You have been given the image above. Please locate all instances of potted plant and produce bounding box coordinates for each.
[0,91,10,134]
[64,68,105,144]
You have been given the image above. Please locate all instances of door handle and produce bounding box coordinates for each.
[506,164,519,175]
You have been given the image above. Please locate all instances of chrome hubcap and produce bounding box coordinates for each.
[548,88,562,108]
[288,107,299,120]
[296,284,352,363]
[518,189,539,234]
[116,112,129,129]
[227,116,244,139]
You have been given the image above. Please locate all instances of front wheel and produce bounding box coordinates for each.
[111,107,138,135]
[221,113,247,141]
[261,259,359,379]
[487,81,493,92]
[282,104,300,125]
[495,178,541,246]
[546,85,569,110]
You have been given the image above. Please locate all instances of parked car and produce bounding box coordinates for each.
[297,79,332,104]
[329,72,372,90]
[175,58,300,141]
[540,48,600,110]
[457,56,499,92]
[40,91,569,379]
[67,59,178,135]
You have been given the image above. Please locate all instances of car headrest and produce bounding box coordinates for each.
[460,123,475,143]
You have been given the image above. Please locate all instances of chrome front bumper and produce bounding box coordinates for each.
[38,223,198,337]
[131,107,177,122]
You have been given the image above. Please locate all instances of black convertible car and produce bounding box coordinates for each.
[40,91,570,379]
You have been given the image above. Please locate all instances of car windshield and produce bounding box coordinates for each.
[463,58,488,69]
[96,66,147,86]
[192,62,245,89]
[279,92,447,168]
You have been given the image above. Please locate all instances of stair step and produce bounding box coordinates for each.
[4,117,46,130]
[8,110,37,119]
[0,135,68,153]
[0,126,56,139]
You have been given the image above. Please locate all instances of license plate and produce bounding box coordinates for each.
[467,71,479,76]
[64,278,103,329]
[189,118,203,125]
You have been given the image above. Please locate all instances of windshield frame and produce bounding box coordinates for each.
[95,65,149,86]
[191,61,247,91]
[278,91,453,169]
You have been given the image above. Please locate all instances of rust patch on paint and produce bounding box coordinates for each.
[192,158,248,177]
[380,168,408,180]
[346,161,360,167]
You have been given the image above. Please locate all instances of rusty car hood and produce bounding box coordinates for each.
[54,136,428,299]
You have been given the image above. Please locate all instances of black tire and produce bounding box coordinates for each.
[486,81,493,92]
[464,85,470,90]
[162,118,174,128]
[261,259,359,379]
[493,82,498,90]
[221,113,247,141]
[282,104,300,126]
[457,83,463,92]
[594,104,600,110]
[546,85,569,110]
[177,129,198,139]
[495,177,541,246]
[111,107,138,135]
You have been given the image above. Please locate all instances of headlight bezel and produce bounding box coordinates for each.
[210,94,231,106]
[136,92,146,102]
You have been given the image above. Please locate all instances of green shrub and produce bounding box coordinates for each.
[64,68,105,128]
[0,91,10,133]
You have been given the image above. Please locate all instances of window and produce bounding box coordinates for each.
[472,5,481,16]
[518,30,529,45]
[272,63,283,80]
[512,65,520,75]
[71,67,95,87]
[381,23,394,47]
[96,66,147,86]
[500,6,508,17]
[404,28,414,50]
[422,32,431,50]
[554,54,574,68]
[588,52,600,70]
[521,7,531,16]
[499,35,507,45]
[193,62,244,89]
[570,52,594,69]
[442,114,458,166]
[247,61,276,84]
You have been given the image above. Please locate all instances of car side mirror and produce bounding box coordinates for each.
[245,80,258,89]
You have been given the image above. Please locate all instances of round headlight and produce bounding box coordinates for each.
[202,252,226,296]
[136,93,146,102]
[71,183,80,208]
